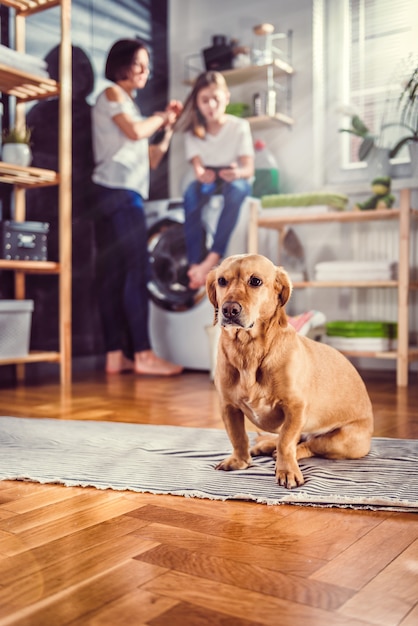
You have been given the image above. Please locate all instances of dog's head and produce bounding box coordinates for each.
[206,254,292,330]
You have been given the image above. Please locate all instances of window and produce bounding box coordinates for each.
[318,0,418,183]
[344,0,416,163]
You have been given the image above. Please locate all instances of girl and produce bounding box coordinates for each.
[176,71,254,290]
[92,38,183,375]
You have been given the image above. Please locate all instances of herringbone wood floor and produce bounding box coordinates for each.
[0,368,417,626]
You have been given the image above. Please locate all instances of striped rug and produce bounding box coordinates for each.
[0,417,417,512]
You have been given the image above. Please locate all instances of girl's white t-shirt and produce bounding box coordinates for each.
[185,115,254,167]
[92,89,150,198]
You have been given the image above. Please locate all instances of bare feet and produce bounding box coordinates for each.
[188,252,220,289]
[134,350,183,376]
[106,350,134,374]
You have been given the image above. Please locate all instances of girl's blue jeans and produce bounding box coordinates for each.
[183,179,251,265]
[93,184,151,355]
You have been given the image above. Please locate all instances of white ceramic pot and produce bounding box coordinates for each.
[408,142,418,179]
[1,143,32,167]
[366,147,391,179]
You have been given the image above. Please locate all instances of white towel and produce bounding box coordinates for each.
[0,44,49,77]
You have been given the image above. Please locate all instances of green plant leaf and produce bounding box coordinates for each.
[352,115,370,137]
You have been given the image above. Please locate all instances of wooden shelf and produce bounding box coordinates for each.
[245,113,294,128]
[0,259,59,273]
[183,59,294,87]
[256,207,418,229]
[0,351,60,366]
[0,0,60,17]
[0,64,58,102]
[293,280,400,289]
[339,348,418,361]
[0,161,58,187]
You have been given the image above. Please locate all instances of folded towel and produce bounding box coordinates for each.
[314,260,397,281]
[261,192,348,211]
[315,270,394,281]
[324,336,390,352]
[0,44,49,77]
[315,260,395,272]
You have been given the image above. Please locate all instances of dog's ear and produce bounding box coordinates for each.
[206,268,219,325]
[275,266,293,307]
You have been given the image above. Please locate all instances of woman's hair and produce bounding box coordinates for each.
[175,71,229,138]
[105,38,149,83]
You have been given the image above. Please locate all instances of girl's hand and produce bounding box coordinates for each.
[195,166,216,184]
[219,163,242,182]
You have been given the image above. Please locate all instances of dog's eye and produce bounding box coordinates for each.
[249,276,262,287]
[218,277,227,286]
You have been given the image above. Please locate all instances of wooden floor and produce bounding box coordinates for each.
[0,368,417,626]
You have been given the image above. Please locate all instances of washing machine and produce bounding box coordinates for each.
[144,196,277,371]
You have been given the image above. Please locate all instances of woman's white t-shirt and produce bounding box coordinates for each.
[185,115,254,167]
[92,89,150,198]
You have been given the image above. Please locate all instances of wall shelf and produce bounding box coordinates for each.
[0,161,58,187]
[183,31,294,128]
[0,63,58,102]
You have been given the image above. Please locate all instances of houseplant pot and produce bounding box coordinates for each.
[388,65,418,175]
[1,126,32,167]
[366,146,391,179]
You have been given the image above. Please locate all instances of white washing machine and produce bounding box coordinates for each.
[145,197,278,371]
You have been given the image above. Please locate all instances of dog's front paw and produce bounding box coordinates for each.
[216,455,251,471]
[276,465,305,489]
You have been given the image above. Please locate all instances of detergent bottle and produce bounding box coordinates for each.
[252,139,280,198]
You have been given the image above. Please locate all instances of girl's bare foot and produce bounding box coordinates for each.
[106,350,134,374]
[134,350,183,376]
[188,252,220,289]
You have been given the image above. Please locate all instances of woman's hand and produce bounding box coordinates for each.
[166,99,183,117]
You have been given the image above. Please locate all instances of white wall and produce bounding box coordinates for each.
[167,0,314,198]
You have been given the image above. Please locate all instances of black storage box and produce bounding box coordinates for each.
[1,220,49,261]
[203,35,233,71]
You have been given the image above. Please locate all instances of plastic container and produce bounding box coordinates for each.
[0,300,34,358]
[252,139,280,198]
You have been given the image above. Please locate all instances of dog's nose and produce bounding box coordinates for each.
[222,301,242,320]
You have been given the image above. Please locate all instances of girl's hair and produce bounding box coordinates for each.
[105,38,149,83]
[175,71,229,138]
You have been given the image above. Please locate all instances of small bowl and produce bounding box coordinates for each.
[253,23,275,36]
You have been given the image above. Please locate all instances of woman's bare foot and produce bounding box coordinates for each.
[106,350,134,374]
[188,252,220,289]
[134,350,183,376]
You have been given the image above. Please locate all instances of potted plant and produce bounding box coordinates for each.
[339,114,376,160]
[1,125,32,166]
[388,66,418,162]
[339,113,390,177]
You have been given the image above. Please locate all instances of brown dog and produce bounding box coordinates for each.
[206,254,374,489]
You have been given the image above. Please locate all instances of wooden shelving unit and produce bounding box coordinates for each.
[0,0,72,387]
[247,189,418,387]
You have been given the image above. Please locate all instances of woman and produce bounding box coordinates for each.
[92,38,183,375]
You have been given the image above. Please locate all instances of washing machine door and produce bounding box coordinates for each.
[147,218,206,311]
